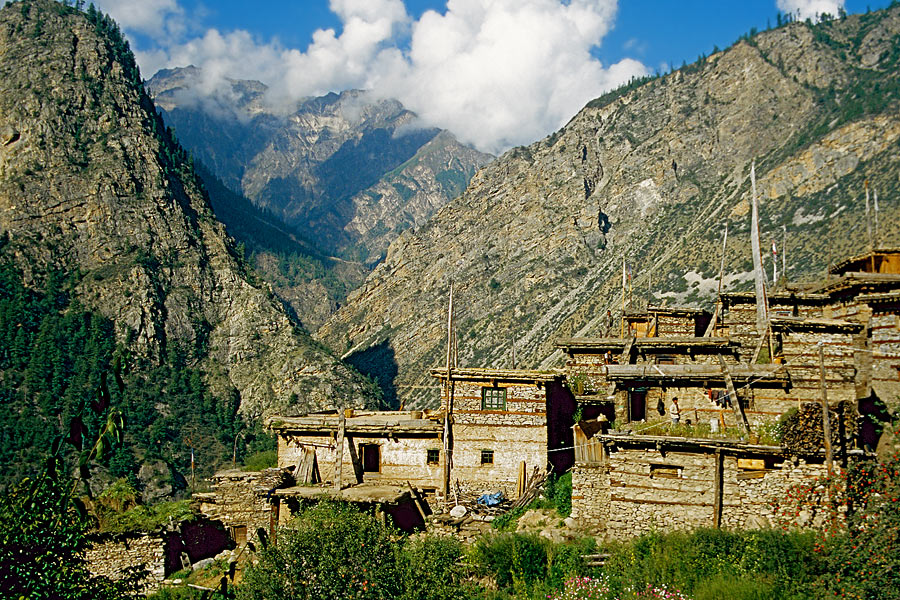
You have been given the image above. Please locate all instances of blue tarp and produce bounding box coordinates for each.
[477,491,506,506]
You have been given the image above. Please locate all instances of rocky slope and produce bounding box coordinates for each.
[0,0,374,417]
[318,7,900,408]
[147,69,493,264]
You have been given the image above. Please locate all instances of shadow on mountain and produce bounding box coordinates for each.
[345,340,399,410]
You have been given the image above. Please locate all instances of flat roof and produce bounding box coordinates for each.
[769,316,863,332]
[624,305,710,318]
[811,272,900,294]
[429,367,563,383]
[829,248,900,275]
[556,336,736,352]
[856,291,900,304]
[603,363,788,384]
[719,291,830,304]
[273,484,411,505]
[267,411,442,434]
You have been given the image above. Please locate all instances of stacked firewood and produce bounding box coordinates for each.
[781,401,855,455]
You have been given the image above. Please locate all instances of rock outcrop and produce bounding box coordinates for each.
[318,8,900,408]
[0,0,374,416]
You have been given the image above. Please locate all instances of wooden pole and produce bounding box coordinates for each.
[621,259,626,337]
[334,410,346,492]
[819,344,833,477]
[712,449,723,528]
[442,282,455,507]
[718,355,751,434]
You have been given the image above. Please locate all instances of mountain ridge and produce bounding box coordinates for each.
[317,7,900,408]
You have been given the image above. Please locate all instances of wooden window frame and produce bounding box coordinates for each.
[480,449,494,465]
[481,387,507,411]
[426,448,440,465]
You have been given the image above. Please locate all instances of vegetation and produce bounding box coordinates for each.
[0,244,268,492]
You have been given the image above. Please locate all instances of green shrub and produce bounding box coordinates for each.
[399,535,466,600]
[469,532,548,588]
[241,450,276,471]
[237,502,400,600]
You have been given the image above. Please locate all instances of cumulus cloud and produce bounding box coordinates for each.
[112,0,647,154]
[93,0,185,41]
[776,0,845,21]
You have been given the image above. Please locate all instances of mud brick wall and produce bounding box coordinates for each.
[86,533,166,593]
[278,432,442,490]
[572,445,830,539]
[449,381,548,497]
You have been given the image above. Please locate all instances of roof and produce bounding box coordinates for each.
[856,291,900,304]
[829,248,900,275]
[624,305,710,318]
[769,316,864,333]
[719,291,830,305]
[429,367,563,383]
[556,336,736,352]
[273,484,411,505]
[598,433,875,457]
[267,411,443,434]
[603,363,788,384]
[811,272,900,295]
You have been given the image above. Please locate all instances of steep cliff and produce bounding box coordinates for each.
[318,7,900,408]
[0,0,375,420]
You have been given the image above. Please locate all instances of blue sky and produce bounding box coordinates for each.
[94,0,894,153]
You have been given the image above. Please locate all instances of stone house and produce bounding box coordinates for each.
[430,367,576,497]
[570,434,843,539]
[561,250,900,537]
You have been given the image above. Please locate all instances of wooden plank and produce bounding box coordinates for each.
[718,355,751,434]
[819,345,833,477]
[737,458,766,470]
[621,336,636,364]
[407,481,428,522]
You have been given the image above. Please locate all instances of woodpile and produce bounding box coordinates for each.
[781,401,855,456]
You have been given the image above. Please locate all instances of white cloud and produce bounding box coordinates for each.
[776,0,845,21]
[113,0,647,154]
[93,0,184,40]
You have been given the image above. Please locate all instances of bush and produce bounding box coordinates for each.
[399,535,466,600]
[237,502,400,600]
[469,532,549,588]
[241,450,276,471]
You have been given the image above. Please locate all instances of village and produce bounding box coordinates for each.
[85,241,900,590]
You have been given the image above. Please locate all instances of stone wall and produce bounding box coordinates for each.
[86,533,166,594]
[572,442,830,539]
[198,468,290,543]
[720,296,826,361]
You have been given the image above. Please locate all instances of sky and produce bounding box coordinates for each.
[89,0,894,155]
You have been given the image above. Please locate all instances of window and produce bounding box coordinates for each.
[649,464,682,479]
[427,448,440,465]
[656,354,675,365]
[481,450,494,465]
[360,444,380,473]
[481,387,506,410]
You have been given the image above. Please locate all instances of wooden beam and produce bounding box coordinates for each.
[819,344,834,477]
[712,449,723,528]
[718,355,751,434]
[621,336,636,364]
[334,410,346,492]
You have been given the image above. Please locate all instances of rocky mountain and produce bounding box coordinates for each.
[318,7,900,408]
[147,70,493,265]
[0,0,375,424]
